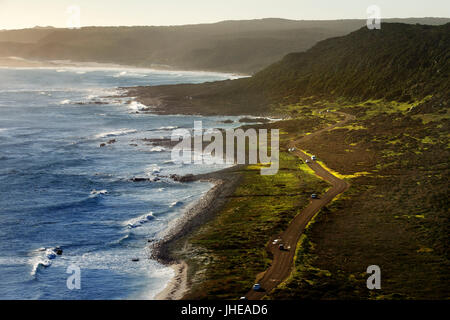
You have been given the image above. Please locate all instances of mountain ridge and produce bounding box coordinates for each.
[127,22,449,115]
[1,18,449,73]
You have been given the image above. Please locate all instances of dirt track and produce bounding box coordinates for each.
[246,112,355,299]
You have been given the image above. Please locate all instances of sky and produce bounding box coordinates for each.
[0,0,449,30]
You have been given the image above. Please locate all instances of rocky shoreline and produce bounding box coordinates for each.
[150,166,244,299]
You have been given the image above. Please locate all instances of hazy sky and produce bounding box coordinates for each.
[0,0,449,29]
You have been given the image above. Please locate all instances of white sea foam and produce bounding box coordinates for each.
[124,212,155,229]
[29,247,61,276]
[113,71,127,78]
[90,189,108,196]
[128,100,148,112]
[157,126,178,130]
[146,165,161,175]
[169,201,182,208]
[45,248,57,259]
[30,258,52,276]
[95,129,137,139]
[150,146,165,152]
[59,99,72,105]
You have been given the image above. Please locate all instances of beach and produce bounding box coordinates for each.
[151,166,244,299]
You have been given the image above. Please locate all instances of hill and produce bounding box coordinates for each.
[0,18,449,73]
[143,23,450,300]
[128,22,449,115]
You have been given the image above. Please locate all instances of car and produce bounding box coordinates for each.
[279,244,285,250]
[252,283,261,291]
[239,296,247,300]
[311,194,318,199]
[305,159,310,164]
[311,155,317,161]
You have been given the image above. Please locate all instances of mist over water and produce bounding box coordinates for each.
[0,67,241,299]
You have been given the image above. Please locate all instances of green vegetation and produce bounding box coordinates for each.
[133,21,449,299]
[181,152,329,299]
[130,23,449,116]
[267,97,449,299]
[164,22,449,300]
[173,88,449,299]
[175,114,336,299]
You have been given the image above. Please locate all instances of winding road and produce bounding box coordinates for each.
[246,112,355,299]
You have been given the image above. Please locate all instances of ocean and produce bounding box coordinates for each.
[0,66,243,299]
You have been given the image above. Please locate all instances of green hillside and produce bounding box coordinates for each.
[153,22,449,300]
[250,23,449,104]
[130,22,448,115]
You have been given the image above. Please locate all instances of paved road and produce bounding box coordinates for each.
[246,112,355,299]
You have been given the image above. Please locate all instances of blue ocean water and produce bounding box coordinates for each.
[0,66,242,299]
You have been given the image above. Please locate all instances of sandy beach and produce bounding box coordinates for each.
[154,262,188,300]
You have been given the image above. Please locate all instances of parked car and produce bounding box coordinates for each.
[253,283,261,291]
[272,238,282,245]
[305,159,310,163]
[311,155,317,161]
[311,194,318,199]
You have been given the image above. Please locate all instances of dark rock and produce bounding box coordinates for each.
[170,174,195,182]
[131,177,151,182]
[239,117,270,123]
[100,143,106,147]
[180,174,195,182]
[107,139,117,144]
[75,100,109,105]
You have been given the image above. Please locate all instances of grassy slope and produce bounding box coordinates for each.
[250,23,449,104]
[160,23,449,299]
[175,95,449,299]
[268,100,449,299]
[129,23,449,116]
[173,115,336,299]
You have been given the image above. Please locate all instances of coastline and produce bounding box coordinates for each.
[152,165,244,299]
[0,56,247,78]
[154,262,188,300]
